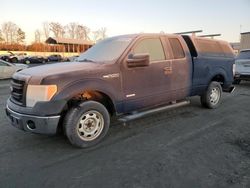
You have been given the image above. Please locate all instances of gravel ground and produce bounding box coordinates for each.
[0,80,250,188]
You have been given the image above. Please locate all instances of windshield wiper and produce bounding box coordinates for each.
[78,58,95,62]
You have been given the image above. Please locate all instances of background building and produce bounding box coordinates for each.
[240,32,250,50]
[45,37,93,53]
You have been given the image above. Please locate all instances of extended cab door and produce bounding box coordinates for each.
[166,37,192,100]
[121,36,174,113]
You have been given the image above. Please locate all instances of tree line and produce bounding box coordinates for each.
[34,22,107,43]
[0,21,107,51]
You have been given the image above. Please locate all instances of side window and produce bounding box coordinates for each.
[169,38,185,59]
[195,39,224,57]
[134,38,165,62]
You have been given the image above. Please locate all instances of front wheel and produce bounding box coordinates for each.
[200,81,222,109]
[64,101,110,148]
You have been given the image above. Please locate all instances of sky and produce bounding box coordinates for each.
[1,0,250,44]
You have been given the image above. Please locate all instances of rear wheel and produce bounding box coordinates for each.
[200,81,222,109]
[64,101,110,148]
[11,57,18,63]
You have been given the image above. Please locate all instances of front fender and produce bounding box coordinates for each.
[52,78,122,105]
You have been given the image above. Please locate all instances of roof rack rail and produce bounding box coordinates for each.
[175,30,203,35]
[198,34,221,39]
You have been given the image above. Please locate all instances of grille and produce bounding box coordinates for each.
[10,78,25,105]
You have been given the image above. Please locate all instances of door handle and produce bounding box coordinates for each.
[164,67,172,75]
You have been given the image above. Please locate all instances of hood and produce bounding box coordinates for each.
[19,61,102,77]
[14,63,28,69]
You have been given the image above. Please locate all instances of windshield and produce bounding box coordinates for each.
[237,50,250,60]
[78,36,134,62]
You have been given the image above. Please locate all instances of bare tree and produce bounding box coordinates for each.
[43,22,50,40]
[16,28,25,44]
[49,22,65,38]
[34,29,42,43]
[66,22,78,39]
[99,27,107,40]
[0,29,3,43]
[92,27,107,42]
[75,24,90,40]
[1,22,19,44]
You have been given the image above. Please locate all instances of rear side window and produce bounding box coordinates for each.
[195,39,225,57]
[219,43,235,58]
[134,38,165,62]
[169,38,185,59]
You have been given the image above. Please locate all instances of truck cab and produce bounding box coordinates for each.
[6,33,235,148]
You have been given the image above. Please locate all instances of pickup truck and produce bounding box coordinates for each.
[6,33,235,148]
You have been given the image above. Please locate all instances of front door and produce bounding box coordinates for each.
[121,37,173,113]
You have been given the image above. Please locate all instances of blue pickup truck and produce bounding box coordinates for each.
[6,33,235,148]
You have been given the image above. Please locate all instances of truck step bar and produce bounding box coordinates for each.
[118,100,190,123]
[223,86,235,93]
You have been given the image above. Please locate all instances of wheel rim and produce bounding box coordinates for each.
[77,110,104,141]
[210,87,220,105]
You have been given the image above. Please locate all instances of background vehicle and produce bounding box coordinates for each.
[234,49,250,84]
[6,33,235,148]
[68,55,79,62]
[0,52,27,63]
[0,59,28,79]
[47,54,62,62]
[19,56,48,64]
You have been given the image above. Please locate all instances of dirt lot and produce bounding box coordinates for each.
[0,80,250,188]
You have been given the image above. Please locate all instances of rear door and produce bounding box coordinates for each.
[167,37,192,100]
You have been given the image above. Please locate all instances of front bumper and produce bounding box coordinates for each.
[6,105,60,135]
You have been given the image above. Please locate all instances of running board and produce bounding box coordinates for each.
[223,86,235,93]
[118,100,190,123]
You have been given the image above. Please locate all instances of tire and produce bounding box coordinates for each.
[200,81,222,109]
[233,79,241,85]
[64,101,110,148]
[11,57,18,63]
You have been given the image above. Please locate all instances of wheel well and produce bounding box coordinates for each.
[67,90,116,116]
[211,75,225,86]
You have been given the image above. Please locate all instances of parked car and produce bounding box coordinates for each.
[47,54,62,62]
[19,56,48,64]
[68,55,79,62]
[0,52,27,63]
[0,54,18,63]
[6,33,235,148]
[234,49,250,84]
[0,59,28,79]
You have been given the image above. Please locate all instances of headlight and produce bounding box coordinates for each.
[26,85,57,107]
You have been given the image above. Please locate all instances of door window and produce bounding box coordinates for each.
[134,38,165,62]
[169,38,185,59]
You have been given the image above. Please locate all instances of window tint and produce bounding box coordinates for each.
[134,38,165,61]
[169,38,185,59]
[195,39,225,57]
[220,43,234,58]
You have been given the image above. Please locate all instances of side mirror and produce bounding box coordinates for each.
[127,53,150,68]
